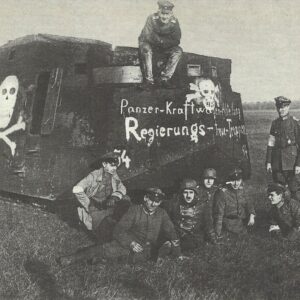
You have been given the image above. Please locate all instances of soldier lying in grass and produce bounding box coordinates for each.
[268,183,300,241]
[57,187,181,266]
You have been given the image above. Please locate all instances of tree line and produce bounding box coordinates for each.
[243,100,300,110]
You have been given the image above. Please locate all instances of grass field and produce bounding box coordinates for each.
[0,110,300,300]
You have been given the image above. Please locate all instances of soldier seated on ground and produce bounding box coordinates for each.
[138,0,182,89]
[57,187,181,267]
[214,168,255,236]
[267,183,300,241]
[167,176,218,252]
[73,152,130,243]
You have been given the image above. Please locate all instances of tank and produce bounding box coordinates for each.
[0,34,250,201]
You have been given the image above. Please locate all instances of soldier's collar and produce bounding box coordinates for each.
[276,200,284,208]
[153,13,159,19]
[142,205,157,215]
[280,113,290,120]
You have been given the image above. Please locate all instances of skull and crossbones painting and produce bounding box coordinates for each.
[0,75,26,156]
[186,77,221,112]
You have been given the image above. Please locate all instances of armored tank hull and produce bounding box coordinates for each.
[0,34,250,200]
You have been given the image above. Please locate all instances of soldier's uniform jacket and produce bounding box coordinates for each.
[73,168,126,210]
[214,185,255,235]
[269,197,300,236]
[138,13,181,49]
[267,115,300,171]
[113,204,180,252]
[167,186,218,239]
[73,168,127,230]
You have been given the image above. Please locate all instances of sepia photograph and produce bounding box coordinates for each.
[0,0,299,299]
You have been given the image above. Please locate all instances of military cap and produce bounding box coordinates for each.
[101,152,120,165]
[157,0,174,11]
[267,183,285,195]
[227,167,243,181]
[180,178,198,193]
[203,168,217,179]
[145,187,165,202]
[274,96,291,107]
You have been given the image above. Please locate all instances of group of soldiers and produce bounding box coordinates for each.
[55,1,300,267]
[57,95,300,267]
[57,161,254,267]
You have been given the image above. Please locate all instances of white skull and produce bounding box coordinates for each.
[197,78,216,111]
[0,75,19,129]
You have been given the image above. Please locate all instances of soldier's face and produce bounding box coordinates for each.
[102,162,117,174]
[277,104,290,118]
[144,195,161,212]
[230,179,242,189]
[158,10,173,24]
[183,189,195,203]
[204,178,214,189]
[268,191,283,205]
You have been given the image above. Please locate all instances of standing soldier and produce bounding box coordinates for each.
[139,0,182,89]
[266,96,300,198]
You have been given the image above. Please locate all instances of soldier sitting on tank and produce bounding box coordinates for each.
[57,187,181,266]
[266,96,300,200]
[166,176,218,252]
[267,183,300,241]
[73,152,130,243]
[138,0,182,89]
[214,168,256,236]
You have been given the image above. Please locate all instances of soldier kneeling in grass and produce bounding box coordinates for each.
[268,183,300,241]
[57,187,181,266]
[214,168,256,236]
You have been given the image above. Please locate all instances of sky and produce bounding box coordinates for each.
[1,0,300,102]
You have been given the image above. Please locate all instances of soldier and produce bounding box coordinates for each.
[139,0,182,89]
[266,96,300,199]
[268,183,300,241]
[73,152,130,242]
[57,187,181,266]
[197,168,220,240]
[214,168,255,236]
[167,176,217,251]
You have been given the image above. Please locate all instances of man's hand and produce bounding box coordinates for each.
[105,196,119,208]
[248,214,255,226]
[266,163,272,173]
[130,241,144,253]
[156,257,164,266]
[178,255,190,261]
[295,166,300,174]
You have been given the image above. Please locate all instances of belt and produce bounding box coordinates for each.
[90,198,105,210]
[225,215,240,220]
[276,144,296,149]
